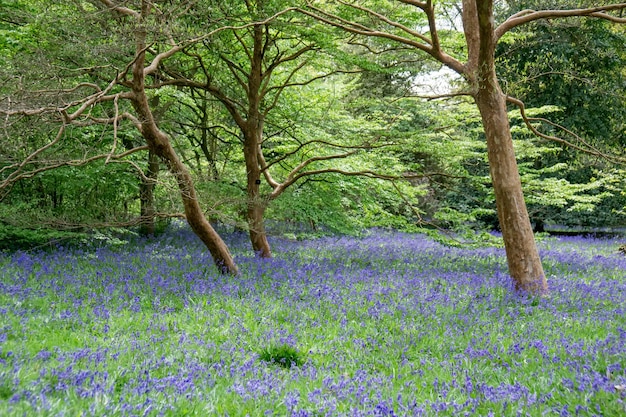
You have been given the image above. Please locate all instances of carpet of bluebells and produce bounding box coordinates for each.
[0,225,625,416]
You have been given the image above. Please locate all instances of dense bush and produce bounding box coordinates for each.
[0,223,87,251]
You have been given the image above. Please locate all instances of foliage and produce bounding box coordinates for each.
[433,103,624,232]
[0,226,624,415]
[1,0,625,247]
[1,162,143,227]
[0,222,87,251]
[259,345,306,369]
[494,2,626,230]
[497,14,626,147]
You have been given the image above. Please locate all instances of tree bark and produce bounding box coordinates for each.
[132,95,238,274]
[474,83,548,293]
[243,129,272,257]
[139,149,159,236]
[472,0,548,293]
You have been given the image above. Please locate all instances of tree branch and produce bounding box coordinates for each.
[495,4,626,40]
[98,0,140,19]
[262,60,308,116]
[219,53,250,95]
[0,123,66,181]
[507,96,626,164]
[261,137,391,172]
[298,4,465,74]
[0,144,149,195]
[257,145,280,189]
[263,44,315,80]
[143,7,300,76]
[337,0,433,45]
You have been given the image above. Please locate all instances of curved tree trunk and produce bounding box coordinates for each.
[132,97,238,274]
[131,15,237,274]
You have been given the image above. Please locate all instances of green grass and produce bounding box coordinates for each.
[0,229,624,415]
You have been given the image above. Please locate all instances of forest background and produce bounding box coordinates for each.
[1,0,625,275]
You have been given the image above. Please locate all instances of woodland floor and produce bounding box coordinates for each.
[0,226,625,416]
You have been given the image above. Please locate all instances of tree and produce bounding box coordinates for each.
[1,0,403,264]
[299,0,626,293]
[1,0,238,273]
[156,0,386,257]
[150,0,414,257]
[495,4,626,230]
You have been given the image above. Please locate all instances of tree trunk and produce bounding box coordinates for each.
[139,149,159,236]
[465,0,548,294]
[134,108,238,274]
[475,79,548,293]
[248,199,271,257]
[243,135,272,257]
[198,91,220,181]
[131,14,237,274]
[242,23,272,258]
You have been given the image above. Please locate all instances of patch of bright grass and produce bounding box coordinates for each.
[259,344,306,368]
[0,226,624,415]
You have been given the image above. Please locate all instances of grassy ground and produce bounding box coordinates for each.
[0,226,624,416]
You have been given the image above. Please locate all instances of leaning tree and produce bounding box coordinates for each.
[0,0,272,273]
[0,0,396,269]
[299,0,626,293]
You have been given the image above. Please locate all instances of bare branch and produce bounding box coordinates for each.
[63,57,139,120]
[257,145,280,189]
[506,96,626,164]
[269,151,360,198]
[98,0,140,19]
[590,11,626,23]
[264,44,315,79]
[346,38,415,54]
[297,5,465,74]
[0,143,149,194]
[0,106,61,118]
[496,4,626,40]
[397,91,474,101]
[29,83,103,95]
[299,5,430,52]
[337,0,433,45]
[423,1,442,53]
[74,112,143,131]
[398,0,427,9]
